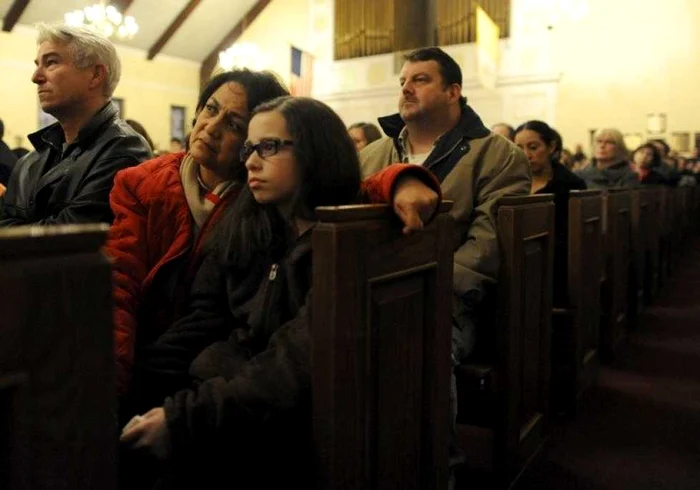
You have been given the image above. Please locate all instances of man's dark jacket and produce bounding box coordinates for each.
[0,102,151,226]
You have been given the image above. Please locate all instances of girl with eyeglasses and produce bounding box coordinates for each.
[109,70,438,414]
[119,96,442,488]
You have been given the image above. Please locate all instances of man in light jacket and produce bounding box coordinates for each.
[360,46,531,362]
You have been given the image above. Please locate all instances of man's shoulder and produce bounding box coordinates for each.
[88,118,153,163]
[471,132,527,168]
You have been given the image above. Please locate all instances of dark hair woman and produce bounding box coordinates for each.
[120,97,442,488]
[514,120,586,305]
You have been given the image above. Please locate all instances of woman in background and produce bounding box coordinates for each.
[514,120,586,305]
[631,143,667,185]
[348,121,383,151]
[575,128,637,189]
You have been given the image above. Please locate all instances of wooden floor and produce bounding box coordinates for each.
[512,239,700,490]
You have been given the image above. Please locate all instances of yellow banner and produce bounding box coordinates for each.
[476,5,500,89]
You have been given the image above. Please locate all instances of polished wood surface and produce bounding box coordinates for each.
[312,204,454,490]
[551,190,603,413]
[0,224,116,490]
[456,194,555,486]
[600,189,632,360]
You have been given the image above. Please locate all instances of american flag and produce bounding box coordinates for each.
[290,46,313,97]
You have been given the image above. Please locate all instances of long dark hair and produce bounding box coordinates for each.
[514,120,560,165]
[220,96,362,268]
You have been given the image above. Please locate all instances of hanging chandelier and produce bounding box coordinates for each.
[218,42,269,71]
[64,2,139,40]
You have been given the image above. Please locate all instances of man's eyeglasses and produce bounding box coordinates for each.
[240,138,294,162]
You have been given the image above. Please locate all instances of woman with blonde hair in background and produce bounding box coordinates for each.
[575,127,638,189]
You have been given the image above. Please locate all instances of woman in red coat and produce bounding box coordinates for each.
[108,69,440,397]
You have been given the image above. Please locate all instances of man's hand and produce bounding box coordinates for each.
[392,176,439,234]
[120,407,172,460]
[0,183,6,197]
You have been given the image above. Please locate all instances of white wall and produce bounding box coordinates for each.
[550,0,700,151]
[230,0,699,152]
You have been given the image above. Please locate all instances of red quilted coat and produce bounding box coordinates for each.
[107,151,435,395]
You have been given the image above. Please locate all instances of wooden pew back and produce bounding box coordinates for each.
[311,203,454,490]
[600,189,632,359]
[629,189,650,326]
[496,195,554,472]
[0,225,115,490]
[551,190,603,412]
[643,188,662,301]
[455,194,554,486]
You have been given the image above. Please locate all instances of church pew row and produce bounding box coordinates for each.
[600,189,632,361]
[0,224,116,490]
[551,189,603,414]
[311,202,454,490]
[0,205,457,490]
[1,185,697,490]
[455,194,554,488]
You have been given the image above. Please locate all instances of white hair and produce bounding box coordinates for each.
[36,23,121,98]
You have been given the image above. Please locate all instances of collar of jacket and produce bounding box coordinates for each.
[377,102,490,182]
[377,102,489,161]
[28,101,118,152]
[591,159,629,171]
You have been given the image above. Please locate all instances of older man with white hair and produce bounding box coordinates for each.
[0,24,151,226]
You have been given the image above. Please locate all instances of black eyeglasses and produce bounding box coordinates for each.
[240,138,294,162]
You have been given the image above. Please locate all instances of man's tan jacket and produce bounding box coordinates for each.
[360,104,531,329]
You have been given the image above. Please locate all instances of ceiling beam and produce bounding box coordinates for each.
[199,0,272,88]
[147,0,203,60]
[2,0,30,32]
[112,0,135,14]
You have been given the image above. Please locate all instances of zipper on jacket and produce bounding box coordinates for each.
[268,263,279,281]
[257,263,280,339]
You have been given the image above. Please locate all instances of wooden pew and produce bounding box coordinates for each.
[658,188,670,287]
[600,189,632,360]
[311,203,454,490]
[663,188,676,277]
[551,190,603,413]
[678,186,692,253]
[455,194,554,487]
[0,225,116,490]
[628,189,650,328]
[643,188,662,303]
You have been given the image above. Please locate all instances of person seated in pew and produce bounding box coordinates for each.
[632,143,669,185]
[358,46,531,362]
[491,122,515,141]
[648,138,681,186]
[575,128,638,189]
[119,96,442,489]
[514,120,587,305]
[358,47,530,484]
[347,121,383,151]
[107,69,289,398]
[515,121,586,196]
[0,24,152,226]
[108,69,441,404]
[0,117,17,191]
